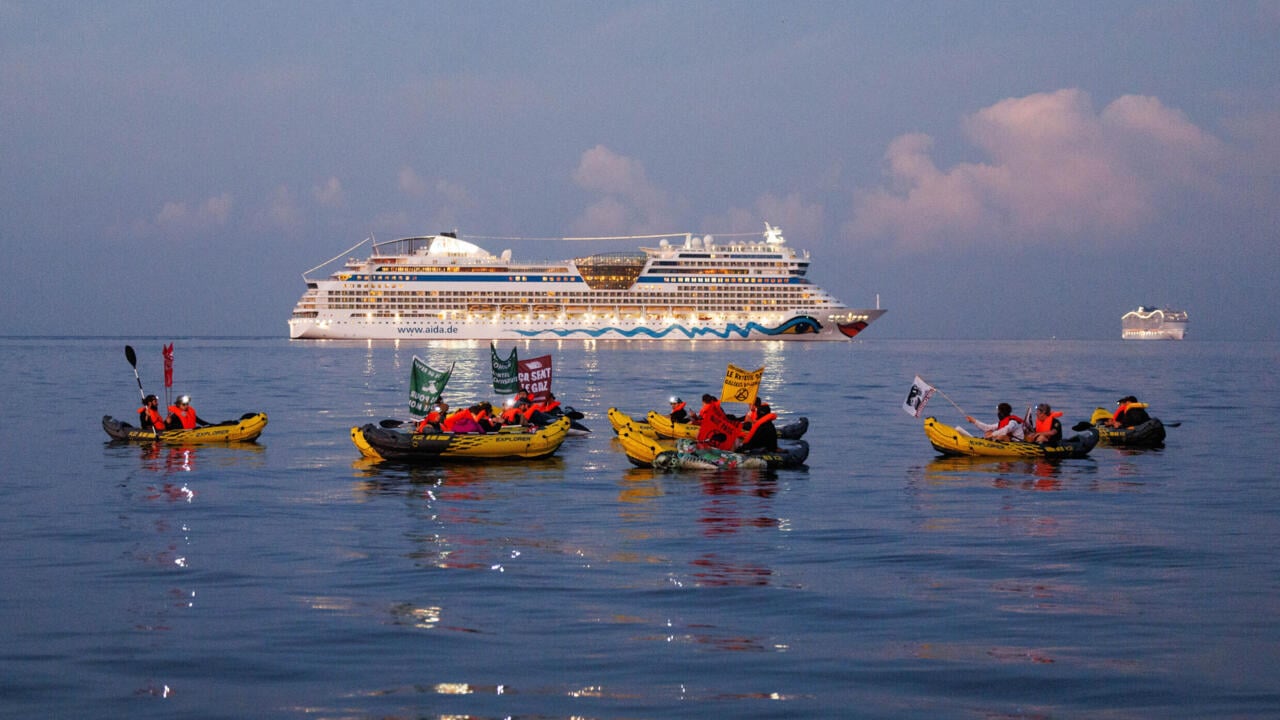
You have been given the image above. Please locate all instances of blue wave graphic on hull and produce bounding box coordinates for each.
[514,317,823,339]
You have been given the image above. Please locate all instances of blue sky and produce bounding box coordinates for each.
[2,1,1277,339]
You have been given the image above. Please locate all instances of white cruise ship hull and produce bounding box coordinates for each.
[289,309,886,341]
[1122,323,1187,341]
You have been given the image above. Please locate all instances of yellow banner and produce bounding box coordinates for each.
[720,363,764,405]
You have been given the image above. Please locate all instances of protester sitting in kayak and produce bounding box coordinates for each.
[415,400,449,433]
[1108,395,1151,428]
[1027,403,1063,445]
[965,402,1025,442]
[737,402,779,452]
[447,405,485,434]
[166,395,211,430]
[138,394,166,434]
[668,397,692,424]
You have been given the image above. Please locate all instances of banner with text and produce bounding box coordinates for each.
[491,343,519,394]
[696,400,740,451]
[518,355,553,402]
[720,363,764,405]
[410,357,454,416]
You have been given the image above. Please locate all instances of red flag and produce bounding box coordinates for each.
[163,344,174,388]
[517,355,553,402]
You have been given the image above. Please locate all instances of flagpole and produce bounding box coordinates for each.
[933,387,968,418]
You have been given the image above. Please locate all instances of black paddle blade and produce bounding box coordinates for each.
[1071,421,1093,432]
[125,345,138,367]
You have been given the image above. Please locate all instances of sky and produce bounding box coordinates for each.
[2,1,1277,340]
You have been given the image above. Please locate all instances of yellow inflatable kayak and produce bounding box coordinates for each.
[102,412,268,444]
[351,415,570,463]
[924,417,1098,459]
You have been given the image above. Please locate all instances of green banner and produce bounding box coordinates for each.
[490,343,519,395]
[409,356,453,416]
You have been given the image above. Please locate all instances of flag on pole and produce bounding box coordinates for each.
[490,343,519,395]
[162,343,174,406]
[409,356,454,416]
[162,344,174,388]
[720,363,764,405]
[902,375,936,417]
[518,354,553,401]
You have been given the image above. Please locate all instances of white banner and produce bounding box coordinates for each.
[902,375,936,418]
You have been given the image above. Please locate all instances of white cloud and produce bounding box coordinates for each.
[847,88,1225,250]
[702,192,826,244]
[399,166,430,198]
[569,145,677,235]
[265,185,302,231]
[312,176,345,208]
[152,193,233,234]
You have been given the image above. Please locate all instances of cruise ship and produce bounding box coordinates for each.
[288,224,885,341]
[1121,306,1188,340]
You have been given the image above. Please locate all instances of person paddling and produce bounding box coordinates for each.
[138,394,165,435]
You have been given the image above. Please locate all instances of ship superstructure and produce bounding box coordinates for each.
[1121,306,1188,340]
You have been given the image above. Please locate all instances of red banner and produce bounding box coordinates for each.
[163,343,174,388]
[517,355,553,402]
[696,401,739,451]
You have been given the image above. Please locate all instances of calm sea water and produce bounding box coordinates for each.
[1,337,1277,719]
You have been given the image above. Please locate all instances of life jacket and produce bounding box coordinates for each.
[415,408,446,433]
[670,401,686,415]
[442,409,473,432]
[168,404,197,430]
[539,399,561,414]
[1112,402,1149,425]
[739,412,778,447]
[1035,411,1063,434]
[138,405,165,430]
[997,414,1024,429]
[500,406,522,424]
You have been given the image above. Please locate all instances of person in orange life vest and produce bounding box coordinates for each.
[668,397,691,424]
[966,402,1025,441]
[415,401,448,433]
[738,402,779,452]
[695,393,739,450]
[537,392,561,415]
[1027,403,1063,444]
[138,394,165,434]
[473,402,500,432]
[1108,395,1150,428]
[165,395,210,430]
[499,399,524,425]
[441,403,474,432]
[447,405,485,434]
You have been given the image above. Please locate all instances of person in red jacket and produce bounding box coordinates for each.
[965,402,1025,441]
[138,395,165,434]
[165,395,210,430]
[738,402,778,452]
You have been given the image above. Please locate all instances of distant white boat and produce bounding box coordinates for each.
[1121,306,1188,340]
